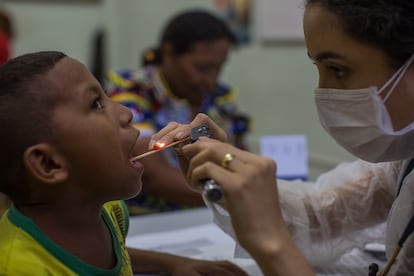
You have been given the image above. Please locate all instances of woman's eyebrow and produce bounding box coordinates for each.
[307,51,347,62]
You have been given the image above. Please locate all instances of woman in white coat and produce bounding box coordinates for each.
[150,0,414,275]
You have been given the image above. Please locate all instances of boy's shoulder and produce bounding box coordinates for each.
[0,207,76,275]
[0,201,130,275]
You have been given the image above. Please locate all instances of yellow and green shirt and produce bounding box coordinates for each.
[0,201,132,275]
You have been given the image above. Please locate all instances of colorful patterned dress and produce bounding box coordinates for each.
[107,66,250,214]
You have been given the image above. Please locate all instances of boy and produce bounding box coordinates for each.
[0,51,246,275]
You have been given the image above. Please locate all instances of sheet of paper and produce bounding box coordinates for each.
[260,134,308,180]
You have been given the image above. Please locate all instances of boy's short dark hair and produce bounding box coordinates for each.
[0,51,66,201]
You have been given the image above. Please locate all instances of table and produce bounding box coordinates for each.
[127,207,386,276]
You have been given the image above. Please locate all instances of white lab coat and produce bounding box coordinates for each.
[207,159,414,275]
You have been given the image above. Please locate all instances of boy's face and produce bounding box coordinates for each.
[45,57,143,202]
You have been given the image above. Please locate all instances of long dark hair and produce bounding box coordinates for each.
[305,0,414,68]
[142,9,236,66]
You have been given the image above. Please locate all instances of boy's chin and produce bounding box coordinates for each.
[127,184,142,199]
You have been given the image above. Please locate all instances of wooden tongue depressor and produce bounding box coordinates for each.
[129,125,223,202]
[129,138,190,162]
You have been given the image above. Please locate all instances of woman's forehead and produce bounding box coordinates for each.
[304,4,364,58]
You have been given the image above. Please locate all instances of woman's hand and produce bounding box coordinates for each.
[149,113,228,149]
[181,137,287,256]
[149,121,315,275]
[149,113,228,176]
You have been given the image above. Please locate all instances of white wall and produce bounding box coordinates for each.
[3,1,106,64]
[111,0,212,69]
[2,0,355,180]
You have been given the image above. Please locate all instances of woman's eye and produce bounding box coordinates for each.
[328,65,347,79]
[91,98,104,109]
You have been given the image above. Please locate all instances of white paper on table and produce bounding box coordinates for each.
[126,223,263,276]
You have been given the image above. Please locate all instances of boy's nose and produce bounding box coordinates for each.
[118,103,133,125]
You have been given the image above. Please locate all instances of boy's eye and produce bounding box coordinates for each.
[91,97,104,109]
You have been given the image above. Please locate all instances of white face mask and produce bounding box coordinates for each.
[315,55,414,162]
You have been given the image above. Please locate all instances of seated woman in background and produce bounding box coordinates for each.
[107,9,250,215]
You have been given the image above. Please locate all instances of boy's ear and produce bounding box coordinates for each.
[23,144,68,184]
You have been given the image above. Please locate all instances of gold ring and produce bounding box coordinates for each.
[221,153,235,169]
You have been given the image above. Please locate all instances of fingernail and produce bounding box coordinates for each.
[148,139,156,150]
